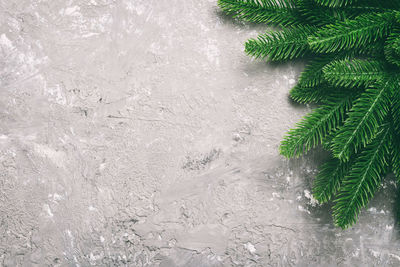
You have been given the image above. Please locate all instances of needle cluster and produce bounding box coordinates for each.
[219,0,400,228]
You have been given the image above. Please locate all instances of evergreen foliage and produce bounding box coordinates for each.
[322,59,386,87]
[219,0,400,228]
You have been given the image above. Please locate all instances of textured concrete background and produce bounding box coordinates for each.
[1,0,400,266]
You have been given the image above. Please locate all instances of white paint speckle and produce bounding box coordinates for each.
[244,242,256,254]
[43,204,54,218]
[272,192,281,198]
[369,248,381,258]
[63,6,81,16]
[49,193,63,202]
[298,205,310,214]
[46,84,67,105]
[368,207,377,213]
[304,190,319,206]
[99,163,106,171]
[389,253,400,261]
[0,34,13,49]
[88,206,97,211]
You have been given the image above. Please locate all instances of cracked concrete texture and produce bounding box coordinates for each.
[1,0,400,266]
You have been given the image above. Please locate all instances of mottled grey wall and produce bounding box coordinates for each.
[1,0,400,266]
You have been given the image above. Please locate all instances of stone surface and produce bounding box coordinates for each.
[1,0,400,266]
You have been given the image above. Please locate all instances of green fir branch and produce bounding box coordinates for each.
[298,56,336,87]
[218,0,300,26]
[390,80,400,181]
[322,59,386,87]
[281,92,353,157]
[289,83,339,103]
[308,12,395,53]
[219,0,400,228]
[245,25,317,60]
[313,0,359,8]
[332,78,392,161]
[313,157,352,203]
[333,124,391,228]
[297,0,347,26]
[384,29,400,67]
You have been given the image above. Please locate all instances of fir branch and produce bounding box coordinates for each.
[298,56,335,87]
[391,129,400,182]
[352,42,385,59]
[299,47,385,88]
[384,29,400,67]
[245,25,317,60]
[392,134,400,182]
[218,0,300,26]
[280,92,353,157]
[322,129,338,150]
[219,0,400,228]
[322,59,386,87]
[344,2,398,15]
[289,83,338,103]
[313,0,359,8]
[289,85,323,103]
[297,0,347,26]
[333,124,391,228]
[314,0,399,10]
[391,80,400,181]
[308,12,395,53]
[313,157,352,203]
[332,78,392,161]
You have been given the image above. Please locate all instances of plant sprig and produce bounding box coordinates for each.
[219,0,400,228]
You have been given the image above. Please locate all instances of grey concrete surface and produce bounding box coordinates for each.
[1,0,400,266]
